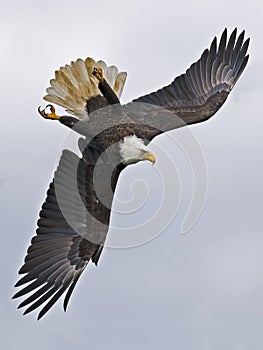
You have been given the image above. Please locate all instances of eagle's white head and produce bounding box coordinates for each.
[119,135,156,165]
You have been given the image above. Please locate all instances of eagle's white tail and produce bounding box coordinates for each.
[43,57,127,118]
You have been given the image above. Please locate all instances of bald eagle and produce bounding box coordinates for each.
[13,28,249,319]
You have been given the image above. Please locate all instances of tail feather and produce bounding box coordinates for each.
[114,71,127,98]
[43,57,127,118]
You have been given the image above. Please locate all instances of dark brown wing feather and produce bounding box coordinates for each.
[13,141,122,319]
[128,28,249,141]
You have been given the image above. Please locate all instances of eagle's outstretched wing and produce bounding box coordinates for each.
[13,142,122,320]
[127,28,249,140]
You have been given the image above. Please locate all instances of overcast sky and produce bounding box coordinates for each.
[1,0,263,349]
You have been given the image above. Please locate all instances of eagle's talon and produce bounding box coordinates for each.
[92,67,103,82]
[38,105,60,120]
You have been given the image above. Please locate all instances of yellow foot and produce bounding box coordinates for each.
[92,67,103,82]
[38,105,60,120]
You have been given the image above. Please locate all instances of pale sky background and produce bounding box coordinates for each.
[1,0,263,349]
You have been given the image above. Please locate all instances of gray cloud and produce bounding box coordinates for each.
[1,0,263,349]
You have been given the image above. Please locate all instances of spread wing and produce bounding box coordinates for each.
[13,142,122,319]
[127,28,249,141]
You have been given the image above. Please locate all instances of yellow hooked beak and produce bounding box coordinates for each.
[142,151,156,165]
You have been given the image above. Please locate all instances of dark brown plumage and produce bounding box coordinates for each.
[128,28,249,141]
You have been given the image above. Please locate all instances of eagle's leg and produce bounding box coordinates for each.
[38,104,79,128]
[92,67,104,82]
[92,67,120,105]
